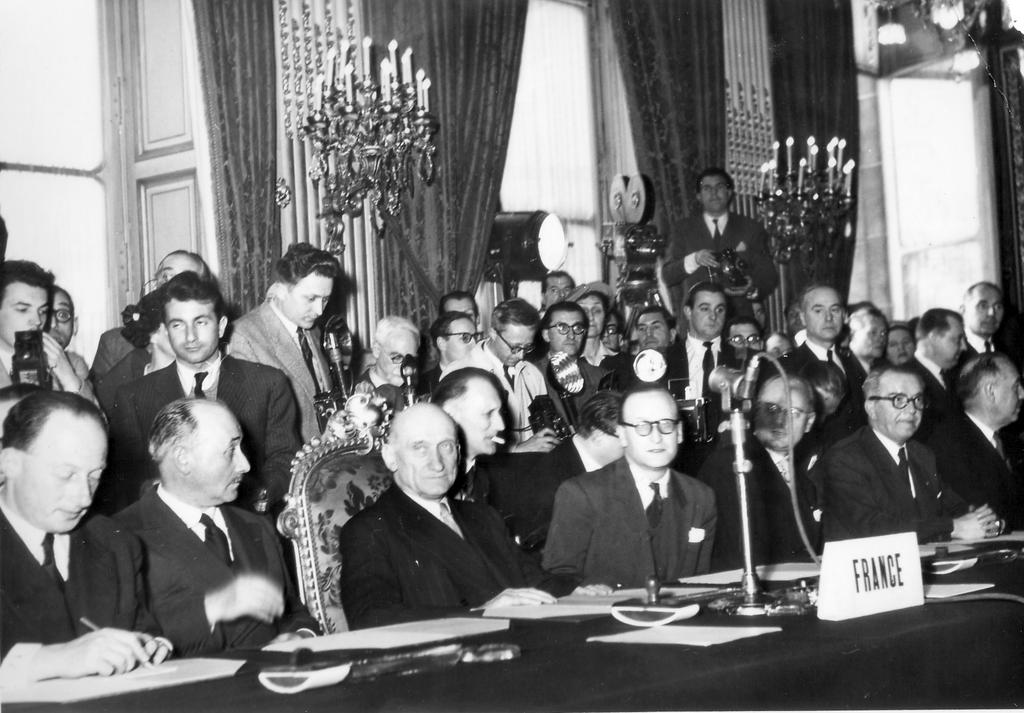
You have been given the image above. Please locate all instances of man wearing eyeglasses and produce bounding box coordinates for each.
[353,316,421,413]
[442,299,557,452]
[533,301,610,428]
[821,363,999,543]
[421,312,481,396]
[699,375,821,570]
[544,385,716,587]
[47,286,91,389]
[0,261,94,401]
[722,315,764,367]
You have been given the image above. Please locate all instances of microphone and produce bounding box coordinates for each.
[736,352,765,402]
[322,315,354,401]
[400,354,418,407]
[708,366,743,396]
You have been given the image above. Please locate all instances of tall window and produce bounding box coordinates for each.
[0,0,109,362]
[501,0,601,299]
[879,71,998,318]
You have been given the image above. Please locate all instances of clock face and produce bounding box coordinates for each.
[633,349,667,383]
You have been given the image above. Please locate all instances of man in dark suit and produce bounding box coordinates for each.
[700,374,821,570]
[846,304,888,388]
[532,301,610,429]
[907,308,966,442]
[958,281,1021,362]
[543,386,716,587]
[338,403,573,630]
[1,392,169,683]
[228,244,340,442]
[90,250,212,381]
[661,167,777,316]
[486,391,624,554]
[107,272,301,514]
[601,305,689,391]
[820,364,999,543]
[781,284,866,449]
[419,311,480,397]
[117,399,318,655]
[927,353,1023,532]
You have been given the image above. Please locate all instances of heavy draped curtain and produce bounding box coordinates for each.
[609,0,726,238]
[192,0,280,313]
[766,0,859,299]
[367,0,528,327]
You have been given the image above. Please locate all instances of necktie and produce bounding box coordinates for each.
[712,218,721,240]
[504,365,516,390]
[898,446,919,504]
[940,369,955,392]
[985,340,993,353]
[994,433,1010,469]
[646,482,663,529]
[701,341,714,398]
[41,532,64,590]
[826,349,835,365]
[438,500,463,538]
[200,513,232,566]
[297,327,321,390]
[193,371,208,399]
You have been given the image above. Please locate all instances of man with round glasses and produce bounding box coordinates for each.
[533,301,610,428]
[722,315,763,366]
[699,375,821,570]
[443,299,556,451]
[544,385,716,587]
[421,311,481,395]
[821,363,999,543]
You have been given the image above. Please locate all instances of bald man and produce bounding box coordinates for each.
[338,403,574,629]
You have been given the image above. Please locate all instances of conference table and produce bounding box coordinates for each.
[9,553,1024,712]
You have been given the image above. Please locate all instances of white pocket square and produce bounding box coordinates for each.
[688,527,706,543]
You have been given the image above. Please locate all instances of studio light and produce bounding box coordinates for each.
[487,211,567,286]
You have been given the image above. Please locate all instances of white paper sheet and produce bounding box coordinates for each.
[263,617,510,653]
[482,604,611,619]
[556,586,720,608]
[918,543,973,557]
[588,625,782,647]
[923,583,994,598]
[678,562,820,585]
[1,658,245,704]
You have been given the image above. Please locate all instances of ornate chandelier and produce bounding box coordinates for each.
[755,136,856,280]
[282,19,439,254]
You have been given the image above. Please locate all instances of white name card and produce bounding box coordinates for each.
[817,532,924,621]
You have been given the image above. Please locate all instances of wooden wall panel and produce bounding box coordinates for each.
[136,0,192,157]
[139,172,199,279]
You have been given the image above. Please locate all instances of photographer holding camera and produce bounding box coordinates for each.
[662,167,778,317]
[0,261,95,401]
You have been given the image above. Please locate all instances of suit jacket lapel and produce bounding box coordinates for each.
[259,302,324,397]
[389,489,501,593]
[136,490,234,585]
[66,526,118,629]
[862,430,918,513]
[608,460,650,535]
[223,506,268,573]
[216,356,244,407]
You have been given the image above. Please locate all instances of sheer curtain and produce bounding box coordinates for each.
[192,0,280,313]
[367,0,529,328]
[501,0,601,290]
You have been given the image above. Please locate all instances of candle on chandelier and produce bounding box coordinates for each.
[810,144,819,172]
[362,37,373,79]
[797,158,806,193]
[826,136,838,170]
[837,138,846,172]
[416,68,426,109]
[388,39,398,77]
[340,39,350,64]
[772,140,780,175]
[758,163,769,195]
[313,74,324,111]
[422,78,431,112]
[806,136,815,165]
[827,157,837,190]
[843,159,856,197]
[381,59,392,102]
[344,62,354,104]
[325,48,336,89]
[402,48,413,85]
[785,137,794,175]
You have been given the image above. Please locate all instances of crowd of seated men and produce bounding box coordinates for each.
[0,237,1016,681]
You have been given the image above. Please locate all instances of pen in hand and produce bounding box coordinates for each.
[79,617,168,668]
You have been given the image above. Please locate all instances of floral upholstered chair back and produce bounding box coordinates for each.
[278,394,393,633]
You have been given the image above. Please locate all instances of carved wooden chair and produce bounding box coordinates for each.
[278,394,393,633]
